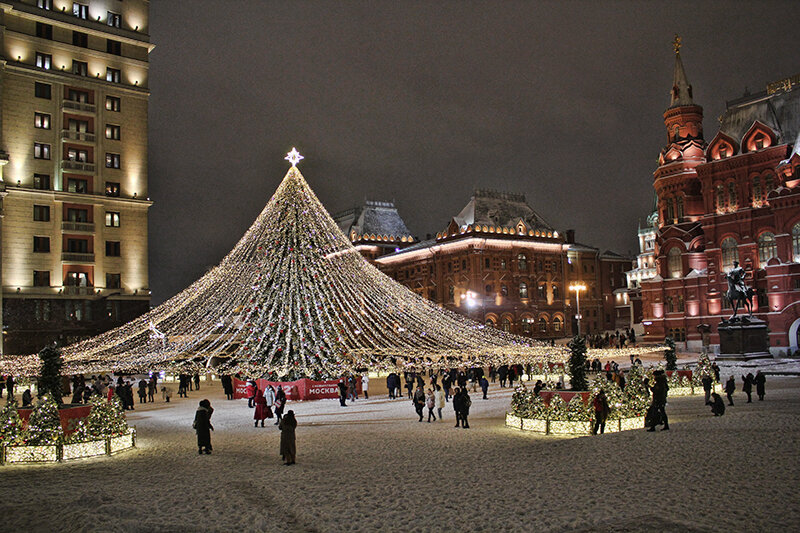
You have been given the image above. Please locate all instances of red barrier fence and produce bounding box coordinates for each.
[233,378,362,401]
[18,404,92,436]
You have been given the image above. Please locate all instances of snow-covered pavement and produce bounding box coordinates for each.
[3,375,799,533]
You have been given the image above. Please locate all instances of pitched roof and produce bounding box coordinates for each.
[719,84,800,144]
[334,200,413,240]
[452,189,556,232]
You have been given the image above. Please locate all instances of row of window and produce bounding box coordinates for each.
[715,175,776,214]
[32,236,122,256]
[485,316,565,334]
[34,112,122,139]
[36,0,124,28]
[35,82,122,112]
[32,206,120,226]
[34,51,123,83]
[33,142,121,167]
[36,21,123,55]
[29,173,121,197]
[33,299,124,323]
[33,271,121,289]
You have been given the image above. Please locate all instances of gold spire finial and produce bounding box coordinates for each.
[673,34,682,54]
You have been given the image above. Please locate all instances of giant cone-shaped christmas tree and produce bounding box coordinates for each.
[3,150,566,378]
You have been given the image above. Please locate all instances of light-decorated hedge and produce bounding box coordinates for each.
[0,395,135,465]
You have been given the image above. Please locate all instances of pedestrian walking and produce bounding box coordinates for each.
[279,410,297,465]
[413,386,425,422]
[425,389,437,422]
[711,362,721,383]
[361,374,369,399]
[265,384,276,413]
[754,371,766,401]
[147,377,156,402]
[221,375,234,400]
[742,373,754,403]
[254,388,270,427]
[452,387,463,427]
[592,389,610,435]
[245,379,256,407]
[460,389,471,428]
[646,370,669,431]
[161,386,172,402]
[479,376,489,400]
[724,375,735,406]
[193,374,201,391]
[337,379,348,407]
[702,374,713,405]
[274,385,286,424]
[6,375,14,400]
[434,384,445,420]
[442,373,452,402]
[193,399,214,455]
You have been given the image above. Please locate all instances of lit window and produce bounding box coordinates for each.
[502,318,511,332]
[105,211,120,227]
[728,182,737,211]
[752,177,761,207]
[793,223,800,263]
[552,284,559,299]
[105,182,120,197]
[106,68,121,83]
[668,248,682,278]
[538,317,547,333]
[105,153,121,168]
[37,0,52,9]
[34,142,50,159]
[67,148,89,162]
[757,232,777,264]
[107,11,122,28]
[519,282,528,299]
[73,2,88,19]
[553,316,563,332]
[35,52,52,69]
[105,124,121,140]
[34,112,50,129]
[517,253,527,271]
[721,238,738,271]
[106,96,121,111]
[67,178,88,193]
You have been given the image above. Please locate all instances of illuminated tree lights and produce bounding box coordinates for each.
[1,150,572,378]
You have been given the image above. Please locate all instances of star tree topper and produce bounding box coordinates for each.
[285,147,304,168]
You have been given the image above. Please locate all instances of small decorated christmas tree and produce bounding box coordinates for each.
[510,384,531,417]
[566,394,590,421]
[548,394,567,420]
[67,418,93,443]
[664,336,677,370]
[38,345,64,404]
[567,335,588,391]
[693,353,714,386]
[24,395,63,445]
[0,399,24,446]
[590,374,625,419]
[622,365,650,416]
[86,395,128,437]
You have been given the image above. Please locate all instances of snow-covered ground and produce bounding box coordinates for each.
[3,375,799,533]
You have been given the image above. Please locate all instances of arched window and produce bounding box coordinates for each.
[721,238,738,271]
[678,295,685,312]
[752,176,761,207]
[553,316,563,332]
[517,253,527,272]
[793,223,800,262]
[538,284,546,298]
[665,198,674,222]
[676,196,684,220]
[668,247,682,278]
[519,282,528,299]
[758,232,777,264]
[521,317,532,334]
[538,317,548,333]
[485,318,495,328]
[716,185,725,213]
[501,318,511,332]
[552,284,559,299]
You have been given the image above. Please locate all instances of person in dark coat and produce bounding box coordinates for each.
[71,385,84,404]
[711,362,721,383]
[147,377,157,402]
[274,386,286,424]
[452,387,463,427]
[21,388,33,407]
[754,371,766,401]
[6,375,14,399]
[647,370,669,431]
[337,379,347,407]
[137,379,148,404]
[592,390,610,435]
[710,392,725,416]
[193,399,214,454]
[221,375,234,400]
[701,374,713,405]
[533,380,543,396]
[742,373,754,403]
[279,410,297,465]
[413,386,425,422]
[724,375,736,406]
[442,373,452,402]
[193,374,201,391]
[479,376,489,399]
[459,390,471,428]
[386,373,396,399]
[498,365,508,388]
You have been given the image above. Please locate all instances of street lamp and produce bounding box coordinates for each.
[569,283,587,336]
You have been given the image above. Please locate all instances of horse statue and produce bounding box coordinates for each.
[725,260,754,320]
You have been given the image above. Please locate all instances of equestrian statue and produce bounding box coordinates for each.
[725,260,754,320]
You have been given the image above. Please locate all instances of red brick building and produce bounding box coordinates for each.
[340,190,632,340]
[641,44,800,355]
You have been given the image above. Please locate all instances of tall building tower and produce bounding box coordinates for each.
[0,0,152,355]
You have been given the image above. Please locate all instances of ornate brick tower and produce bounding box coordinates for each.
[654,35,707,228]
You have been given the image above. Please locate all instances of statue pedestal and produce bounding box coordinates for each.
[717,317,772,360]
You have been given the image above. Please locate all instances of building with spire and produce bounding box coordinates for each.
[640,38,800,355]
[0,0,153,355]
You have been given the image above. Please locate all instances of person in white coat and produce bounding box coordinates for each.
[361,374,369,399]
[434,384,445,420]
[265,385,276,409]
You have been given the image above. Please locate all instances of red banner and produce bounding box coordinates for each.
[232,377,361,401]
[18,404,92,436]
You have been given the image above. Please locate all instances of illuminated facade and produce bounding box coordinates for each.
[640,41,800,355]
[363,190,631,339]
[0,0,152,354]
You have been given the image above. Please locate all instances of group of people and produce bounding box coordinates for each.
[245,380,287,427]
[336,373,368,406]
[587,328,636,350]
[709,370,767,416]
[177,374,201,398]
[411,384,471,427]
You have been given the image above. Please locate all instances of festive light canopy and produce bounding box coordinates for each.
[2,149,569,378]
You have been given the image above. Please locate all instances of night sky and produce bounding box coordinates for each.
[147,1,799,305]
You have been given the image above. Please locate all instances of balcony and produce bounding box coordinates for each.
[61,130,96,142]
[62,252,95,263]
[61,160,95,172]
[61,221,95,233]
[62,100,96,113]
[63,286,94,296]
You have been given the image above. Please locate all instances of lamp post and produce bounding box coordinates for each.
[569,283,587,336]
